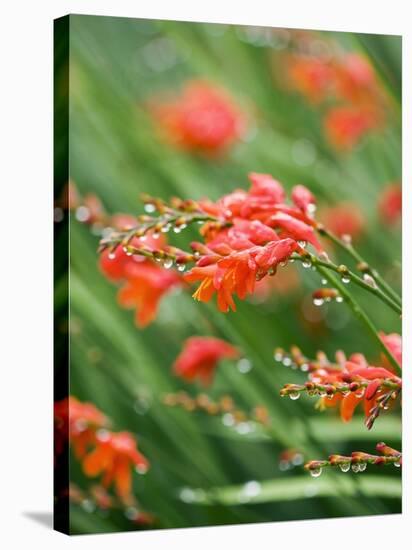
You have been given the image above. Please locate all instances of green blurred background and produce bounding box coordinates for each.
[58,14,401,533]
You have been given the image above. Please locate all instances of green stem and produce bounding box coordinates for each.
[292,254,402,316]
[318,227,402,307]
[315,265,402,375]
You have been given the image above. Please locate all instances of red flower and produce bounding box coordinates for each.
[185,239,298,312]
[54,396,109,459]
[291,185,316,215]
[286,54,334,104]
[380,332,402,368]
[118,262,181,327]
[268,213,322,251]
[319,203,365,240]
[334,54,379,105]
[173,336,240,385]
[151,80,246,154]
[99,231,182,327]
[82,430,149,504]
[324,106,379,151]
[248,172,286,204]
[378,183,402,225]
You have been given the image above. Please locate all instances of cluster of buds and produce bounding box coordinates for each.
[280,378,401,401]
[162,391,271,428]
[99,192,220,258]
[305,442,402,477]
[68,483,155,525]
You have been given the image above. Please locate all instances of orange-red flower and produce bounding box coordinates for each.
[185,238,298,312]
[118,262,181,327]
[378,183,402,225]
[334,53,380,106]
[173,336,240,385]
[324,105,380,151]
[99,231,182,327]
[380,332,402,369]
[54,396,109,459]
[285,54,334,104]
[82,430,149,504]
[150,80,246,155]
[319,202,365,240]
[312,350,401,423]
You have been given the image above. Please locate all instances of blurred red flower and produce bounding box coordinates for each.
[173,336,240,385]
[54,396,109,459]
[286,54,334,104]
[151,80,246,155]
[319,202,365,240]
[324,105,380,151]
[99,231,182,327]
[334,54,379,106]
[118,262,181,327]
[378,183,402,225]
[82,430,149,504]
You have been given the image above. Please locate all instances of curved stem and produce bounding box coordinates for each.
[315,265,402,375]
[292,254,402,316]
[317,227,402,306]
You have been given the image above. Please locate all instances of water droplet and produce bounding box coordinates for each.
[75,206,90,222]
[54,207,64,222]
[81,499,95,513]
[335,296,344,303]
[135,463,148,475]
[321,278,327,285]
[351,463,361,473]
[298,240,307,248]
[236,422,252,435]
[144,203,156,213]
[237,358,252,373]
[179,223,187,230]
[163,258,173,269]
[302,260,312,269]
[282,357,292,367]
[125,506,139,520]
[96,428,111,442]
[289,391,300,400]
[139,235,147,242]
[152,232,160,239]
[339,463,351,473]
[301,363,309,372]
[161,223,171,233]
[341,276,350,284]
[394,461,401,468]
[222,413,235,427]
[307,203,317,215]
[313,298,324,307]
[242,480,261,498]
[310,467,322,478]
[173,226,181,234]
[279,459,290,471]
[292,453,304,466]
[358,463,367,472]
[177,264,186,272]
[179,487,196,503]
[274,352,283,361]
[108,252,116,260]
